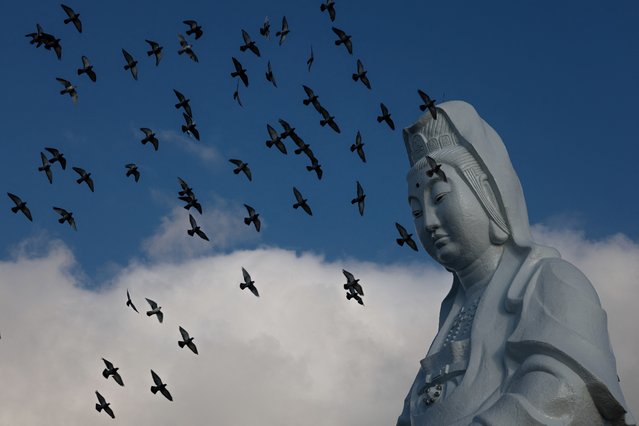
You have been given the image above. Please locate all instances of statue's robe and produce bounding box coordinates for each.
[396,246,635,426]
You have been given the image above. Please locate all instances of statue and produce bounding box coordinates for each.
[396,101,635,425]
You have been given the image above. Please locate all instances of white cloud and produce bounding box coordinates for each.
[0,226,637,425]
[158,129,221,164]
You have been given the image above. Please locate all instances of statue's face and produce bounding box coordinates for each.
[407,164,493,271]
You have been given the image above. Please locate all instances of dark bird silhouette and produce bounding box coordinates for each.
[173,89,192,117]
[259,16,270,38]
[177,33,198,62]
[265,124,287,154]
[292,187,312,216]
[302,85,322,112]
[121,49,138,80]
[53,207,76,230]
[60,4,82,33]
[38,152,53,184]
[177,177,194,198]
[45,147,66,170]
[44,35,63,60]
[240,29,260,57]
[425,155,447,182]
[289,131,312,156]
[417,89,437,120]
[126,289,139,313]
[243,204,261,232]
[7,193,32,221]
[179,194,203,214]
[303,45,314,72]
[101,358,124,386]
[343,269,364,305]
[319,105,340,133]
[320,0,336,21]
[145,40,163,66]
[229,159,252,181]
[140,128,159,151]
[395,222,418,251]
[377,102,395,130]
[183,20,203,39]
[150,370,173,401]
[178,326,198,354]
[351,181,366,216]
[181,113,200,141]
[25,23,46,47]
[350,130,366,163]
[231,57,249,87]
[233,81,243,107]
[306,157,323,180]
[56,78,77,103]
[72,166,94,192]
[278,118,300,142]
[240,267,259,297]
[276,16,289,46]
[332,27,352,54]
[145,298,163,323]
[187,214,209,241]
[77,56,96,82]
[125,164,140,182]
[352,59,371,89]
[95,391,115,419]
[265,60,277,87]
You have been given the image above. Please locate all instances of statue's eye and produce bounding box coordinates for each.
[412,210,423,218]
[434,193,448,204]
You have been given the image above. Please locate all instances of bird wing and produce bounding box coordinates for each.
[160,387,173,401]
[343,269,355,282]
[232,57,242,72]
[182,112,193,126]
[95,391,106,405]
[278,118,292,132]
[7,192,21,205]
[345,39,353,54]
[68,215,77,230]
[281,16,288,31]
[56,77,71,87]
[44,147,60,157]
[332,27,346,38]
[146,39,159,49]
[187,341,199,354]
[266,124,279,141]
[293,187,303,202]
[173,89,185,102]
[53,207,67,216]
[72,166,85,176]
[250,285,260,297]
[242,29,251,45]
[81,55,90,68]
[244,204,255,216]
[86,176,94,192]
[380,103,388,115]
[303,85,315,98]
[254,217,261,232]
[418,89,429,103]
[179,326,190,340]
[302,202,313,216]
[407,238,418,251]
[244,167,252,181]
[177,33,187,47]
[150,370,162,386]
[425,155,437,170]
[395,222,407,237]
[145,298,157,310]
[354,283,364,296]
[140,128,153,137]
[357,181,364,198]
[242,267,251,283]
[196,228,209,241]
[122,49,133,63]
[361,74,371,89]
[229,159,242,167]
[189,214,197,229]
[102,358,114,370]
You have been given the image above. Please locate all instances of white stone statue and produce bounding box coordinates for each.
[396,101,635,426]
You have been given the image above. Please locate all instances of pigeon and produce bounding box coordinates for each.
[343,269,364,305]
[332,27,352,54]
[125,164,140,182]
[177,33,198,62]
[292,187,312,216]
[179,194,203,214]
[302,85,322,113]
[145,298,163,323]
[95,391,115,419]
[377,102,395,130]
[140,128,159,151]
[319,105,340,133]
[60,4,82,33]
[25,23,46,47]
[239,267,259,297]
[306,46,314,72]
[265,124,287,154]
[259,16,270,38]
[278,118,303,144]
[183,20,203,39]
[56,78,78,103]
[7,193,33,221]
[126,289,139,313]
[181,113,200,141]
[121,49,138,80]
[395,222,418,251]
[425,156,447,182]
[229,159,252,181]
[72,166,94,192]
[265,60,277,88]
[417,89,437,120]
[45,147,66,169]
[275,16,289,46]
[351,181,366,216]
[38,152,53,184]
[101,358,124,386]
[177,177,194,198]
[231,57,249,87]
[233,81,243,107]
[350,131,366,163]
[150,370,173,401]
[44,35,63,60]
[77,56,96,82]
[306,157,323,180]
[243,204,261,232]
[173,89,192,117]
[178,326,198,354]
[145,40,163,66]
[240,29,260,57]
[320,0,336,21]
[187,214,209,241]
[53,207,76,230]
[352,59,371,89]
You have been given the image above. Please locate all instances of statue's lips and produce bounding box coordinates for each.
[433,235,449,248]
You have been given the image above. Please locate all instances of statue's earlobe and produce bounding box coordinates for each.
[489,219,509,245]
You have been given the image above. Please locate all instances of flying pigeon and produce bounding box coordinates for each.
[177,177,194,198]
[25,23,46,47]
[425,156,447,182]
[53,207,76,230]
[352,59,371,89]
[150,370,173,401]
[233,81,243,107]
[320,0,336,21]
[302,85,322,112]
[417,89,437,120]
[276,16,289,46]
[259,16,270,38]
[179,194,203,214]
[343,269,364,305]
[178,326,198,354]
[173,89,192,117]
[265,60,277,87]
[351,181,365,216]
[95,391,115,419]
[101,358,124,386]
[145,298,163,323]
[239,267,259,297]
[44,36,63,60]
[376,102,395,130]
[332,27,352,54]
[240,29,260,57]
[307,46,314,71]
[72,166,94,192]
[126,289,139,313]
[243,204,261,232]
[231,57,249,87]
[187,214,209,241]
[350,131,366,163]
[145,39,163,66]
[292,187,312,216]
[306,157,323,180]
[45,147,66,169]
[60,4,82,33]
[395,222,418,251]
[125,164,140,182]
[183,20,203,39]
[7,193,33,221]
[140,128,159,151]
[319,105,340,133]
[265,124,287,154]
[38,152,53,184]
[181,113,200,141]
[77,56,96,82]
[56,77,78,103]
[177,33,198,62]
[229,159,252,181]
[121,49,138,80]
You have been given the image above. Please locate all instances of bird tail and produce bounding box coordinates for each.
[146,311,153,317]
[376,116,383,123]
[231,71,238,78]
[346,293,353,300]
[151,386,158,394]
[349,145,356,152]
[77,69,84,75]
[244,218,251,225]
[147,50,153,57]
[334,40,340,46]
[293,203,300,209]
[102,369,110,379]
[396,238,405,246]
[240,283,248,290]
[320,4,326,11]
[96,404,102,412]
[181,125,187,133]
[294,148,302,155]
[60,89,66,95]
[265,140,273,148]
[58,218,65,224]
[240,46,247,52]
[419,105,426,112]
[306,165,313,172]
[351,198,357,205]
[124,64,130,71]
[320,120,326,127]
[178,341,185,348]
[11,206,19,213]
[76,178,82,184]
[303,99,310,106]
[352,73,358,81]
[233,168,241,174]
[64,18,72,24]
[187,229,195,236]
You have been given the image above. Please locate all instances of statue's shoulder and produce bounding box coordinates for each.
[531,257,602,308]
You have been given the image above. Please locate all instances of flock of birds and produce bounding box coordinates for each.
[13,1,447,419]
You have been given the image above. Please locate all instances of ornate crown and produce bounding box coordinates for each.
[403,111,460,167]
